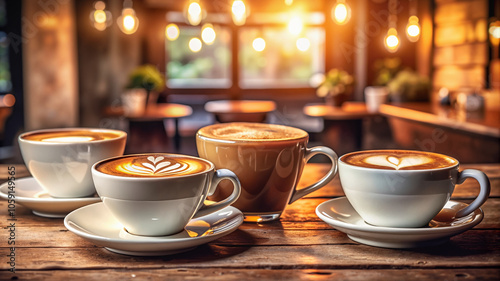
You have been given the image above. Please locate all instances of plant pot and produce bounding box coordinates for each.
[325,92,349,108]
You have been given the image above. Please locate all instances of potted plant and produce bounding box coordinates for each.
[316,69,354,107]
[123,64,165,114]
[387,69,430,102]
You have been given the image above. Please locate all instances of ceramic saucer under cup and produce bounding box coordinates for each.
[64,202,244,256]
[0,177,100,218]
[316,197,483,249]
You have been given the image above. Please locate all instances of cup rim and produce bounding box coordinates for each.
[196,122,309,144]
[91,153,215,180]
[339,149,459,172]
[18,127,127,145]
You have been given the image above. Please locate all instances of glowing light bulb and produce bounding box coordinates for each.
[165,23,180,41]
[332,1,351,25]
[90,1,112,31]
[489,20,500,47]
[232,0,247,26]
[406,16,421,42]
[94,10,106,24]
[252,37,266,52]
[288,16,303,35]
[384,28,400,53]
[189,37,202,52]
[296,37,310,51]
[117,7,139,34]
[187,0,203,26]
[201,24,216,45]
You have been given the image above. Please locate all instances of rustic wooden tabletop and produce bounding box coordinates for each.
[1,163,499,280]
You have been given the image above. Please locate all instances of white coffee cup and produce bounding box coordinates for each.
[339,150,490,228]
[364,86,389,112]
[19,128,127,198]
[91,153,241,236]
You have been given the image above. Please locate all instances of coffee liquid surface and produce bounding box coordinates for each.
[198,123,308,142]
[96,154,211,178]
[342,150,457,170]
[22,130,122,143]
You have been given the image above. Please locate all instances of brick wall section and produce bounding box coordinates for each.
[432,0,489,93]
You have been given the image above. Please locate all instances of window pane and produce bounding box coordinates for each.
[166,26,231,89]
[0,32,11,92]
[239,27,324,88]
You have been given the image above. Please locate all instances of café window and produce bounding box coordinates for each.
[165,11,325,91]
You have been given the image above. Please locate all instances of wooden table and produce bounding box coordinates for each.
[105,103,192,152]
[0,163,499,280]
[204,100,276,123]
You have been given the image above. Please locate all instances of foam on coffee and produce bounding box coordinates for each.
[96,154,211,178]
[22,129,122,143]
[197,123,308,142]
[341,150,457,170]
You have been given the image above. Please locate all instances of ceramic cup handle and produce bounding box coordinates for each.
[289,146,338,204]
[455,169,491,218]
[194,169,241,218]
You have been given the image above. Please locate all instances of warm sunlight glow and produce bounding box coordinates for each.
[201,24,216,45]
[165,23,180,41]
[252,37,266,52]
[296,37,310,51]
[332,1,351,25]
[288,16,303,35]
[189,37,202,52]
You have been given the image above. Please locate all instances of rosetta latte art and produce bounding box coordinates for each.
[118,156,190,176]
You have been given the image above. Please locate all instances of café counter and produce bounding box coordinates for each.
[0,163,499,280]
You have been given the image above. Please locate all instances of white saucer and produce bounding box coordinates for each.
[0,177,100,218]
[316,197,484,248]
[64,202,244,256]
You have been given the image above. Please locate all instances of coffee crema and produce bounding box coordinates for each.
[22,130,122,143]
[341,150,457,170]
[197,122,308,142]
[95,154,211,178]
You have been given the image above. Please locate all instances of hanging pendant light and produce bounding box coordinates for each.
[90,1,112,31]
[232,0,248,26]
[185,0,204,26]
[384,0,400,53]
[332,0,351,25]
[406,0,420,42]
[384,27,400,53]
[117,0,139,35]
[406,16,421,42]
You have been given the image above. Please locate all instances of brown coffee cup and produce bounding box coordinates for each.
[196,122,338,222]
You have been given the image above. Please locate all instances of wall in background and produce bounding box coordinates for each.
[23,0,78,130]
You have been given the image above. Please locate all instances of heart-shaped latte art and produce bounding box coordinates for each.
[364,155,432,170]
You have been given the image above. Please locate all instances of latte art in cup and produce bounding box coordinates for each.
[95,154,212,178]
[341,150,458,170]
[21,129,122,143]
